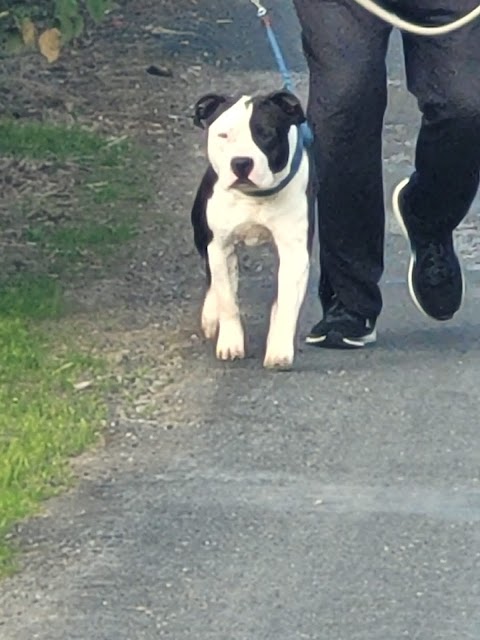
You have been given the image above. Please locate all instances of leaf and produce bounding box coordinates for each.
[55,0,79,19]
[38,28,61,63]
[71,14,85,39]
[62,15,85,42]
[21,18,37,48]
[54,0,84,42]
[86,0,112,23]
[3,32,25,55]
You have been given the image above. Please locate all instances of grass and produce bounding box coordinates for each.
[0,313,106,573]
[0,119,119,161]
[0,275,63,319]
[25,220,137,261]
[0,118,152,574]
[0,118,150,274]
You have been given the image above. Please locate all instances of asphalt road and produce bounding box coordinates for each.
[1,2,480,639]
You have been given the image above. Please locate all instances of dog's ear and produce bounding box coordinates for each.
[266,90,306,125]
[193,94,228,129]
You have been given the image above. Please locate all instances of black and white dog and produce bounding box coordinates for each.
[191,90,315,369]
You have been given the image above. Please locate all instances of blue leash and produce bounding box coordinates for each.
[250,0,314,148]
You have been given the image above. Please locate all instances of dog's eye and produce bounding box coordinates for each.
[218,132,228,139]
[253,124,272,139]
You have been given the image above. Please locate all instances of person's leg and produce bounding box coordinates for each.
[393,0,480,320]
[293,0,392,348]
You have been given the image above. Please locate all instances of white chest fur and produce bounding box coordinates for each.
[206,151,310,249]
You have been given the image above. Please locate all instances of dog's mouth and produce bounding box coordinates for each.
[231,178,257,191]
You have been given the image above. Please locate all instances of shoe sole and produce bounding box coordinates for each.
[305,328,377,349]
[391,178,465,321]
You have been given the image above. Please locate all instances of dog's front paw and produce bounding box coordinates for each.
[263,340,294,370]
[263,351,294,370]
[216,320,245,361]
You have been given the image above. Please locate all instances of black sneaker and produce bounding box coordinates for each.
[305,299,377,349]
[392,177,465,321]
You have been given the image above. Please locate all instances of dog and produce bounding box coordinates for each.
[190,89,315,369]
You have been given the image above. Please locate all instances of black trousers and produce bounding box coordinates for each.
[293,0,480,319]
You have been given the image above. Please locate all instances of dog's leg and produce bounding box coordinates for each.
[264,237,309,369]
[201,251,238,340]
[227,250,239,297]
[201,287,218,339]
[207,241,244,360]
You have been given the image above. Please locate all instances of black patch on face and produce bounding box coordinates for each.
[191,165,217,285]
[193,93,236,129]
[249,90,306,174]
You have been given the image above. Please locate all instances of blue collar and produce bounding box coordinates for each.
[244,126,306,198]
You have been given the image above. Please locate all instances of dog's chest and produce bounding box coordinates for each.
[232,222,272,247]
[207,190,273,239]
[207,184,305,249]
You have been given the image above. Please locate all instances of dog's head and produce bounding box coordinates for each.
[193,90,306,192]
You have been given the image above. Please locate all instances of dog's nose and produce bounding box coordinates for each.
[231,156,254,179]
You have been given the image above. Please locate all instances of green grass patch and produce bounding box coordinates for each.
[0,275,63,319]
[0,313,106,575]
[26,220,137,261]
[0,119,122,162]
[0,119,152,574]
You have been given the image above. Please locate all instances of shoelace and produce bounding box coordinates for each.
[419,241,456,287]
[326,298,355,321]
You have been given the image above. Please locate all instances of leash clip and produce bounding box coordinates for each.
[250,0,267,18]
